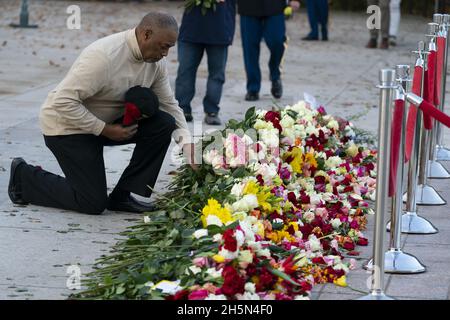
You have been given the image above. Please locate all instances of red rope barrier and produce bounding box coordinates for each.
[389,99,406,197]
[419,99,450,128]
[405,66,423,162]
[423,69,434,130]
[435,37,446,107]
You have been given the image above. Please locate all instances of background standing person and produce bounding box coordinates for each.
[175,0,236,125]
[366,0,391,49]
[389,0,401,46]
[237,0,300,101]
[302,0,329,41]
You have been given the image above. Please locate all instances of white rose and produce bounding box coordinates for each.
[239,250,254,264]
[257,248,271,258]
[206,267,222,279]
[310,194,322,205]
[331,218,342,229]
[193,229,209,239]
[235,230,245,247]
[236,292,261,300]
[245,282,256,294]
[327,119,339,131]
[213,233,223,242]
[280,114,295,129]
[231,181,245,197]
[325,156,344,169]
[205,294,227,300]
[307,235,322,252]
[186,266,202,275]
[303,211,315,223]
[206,214,223,227]
[219,248,239,259]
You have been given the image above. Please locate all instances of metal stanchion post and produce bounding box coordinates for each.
[394,42,438,234]
[358,69,396,300]
[371,65,426,273]
[428,16,450,178]
[436,14,450,161]
[404,23,447,205]
[10,0,38,29]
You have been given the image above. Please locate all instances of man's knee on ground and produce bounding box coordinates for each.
[78,195,107,215]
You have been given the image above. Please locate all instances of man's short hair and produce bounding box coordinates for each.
[137,12,178,33]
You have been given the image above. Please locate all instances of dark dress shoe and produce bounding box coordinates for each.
[366,38,377,49]
[271,79,283,99]
[379,38,389,50]
[8,158,29,205]
[204,113,222,125]
[245,92,259,101]
[302,35,319,41]
[107,194,156,213]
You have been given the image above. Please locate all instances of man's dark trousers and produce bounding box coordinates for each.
[18,110,176,214]
[240,14,286,94]
[306,0,329,39]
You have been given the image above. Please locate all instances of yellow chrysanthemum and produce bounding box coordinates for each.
[283,147,303,174]
[334,276,347,287]
[305,150,318,168]
[243,180,259,195]
[201,198,233,228]
[212,254,225,263]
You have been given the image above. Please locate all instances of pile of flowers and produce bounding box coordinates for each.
[76,101,376,300]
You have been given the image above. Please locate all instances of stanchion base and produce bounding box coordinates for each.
[403,184,446,206]
[427,160,450,179]
[357,291,395,300]
[9,23,38,28]
[364,250,426,274]
[436,146,450,161]
[386,212,438,234]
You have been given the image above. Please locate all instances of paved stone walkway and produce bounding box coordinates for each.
[1,0,450,299]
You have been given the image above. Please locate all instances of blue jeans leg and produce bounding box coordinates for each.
[203,45,228,114]
[240,15,263,93]
[317,0,329,39]
[263,14,286,82]
[175,41,204,114]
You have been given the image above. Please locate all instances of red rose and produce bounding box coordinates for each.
[166,289,190,300]
[300,281,312,293]
[343,241,355,251]
[312,257,326,265]
[357,237,369,246]
[222,229,237,252]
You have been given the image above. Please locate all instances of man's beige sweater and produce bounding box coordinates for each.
[39,28,190,145]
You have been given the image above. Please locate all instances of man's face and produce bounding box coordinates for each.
[140,28,177,63]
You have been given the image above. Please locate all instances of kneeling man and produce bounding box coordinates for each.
[8,12,194,214]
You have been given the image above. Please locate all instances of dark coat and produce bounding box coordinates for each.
[178,0,236,46]
[237,0,287,17]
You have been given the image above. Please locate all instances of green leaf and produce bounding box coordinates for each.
[267,267,299,287]
[245,106,256,121]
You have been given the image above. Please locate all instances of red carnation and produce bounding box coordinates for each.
[222,229,237,252]
[221,265,245,297]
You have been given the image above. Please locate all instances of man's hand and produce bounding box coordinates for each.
[182,143,199,171]
[101,124,138,141]
[290,1,301,10]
